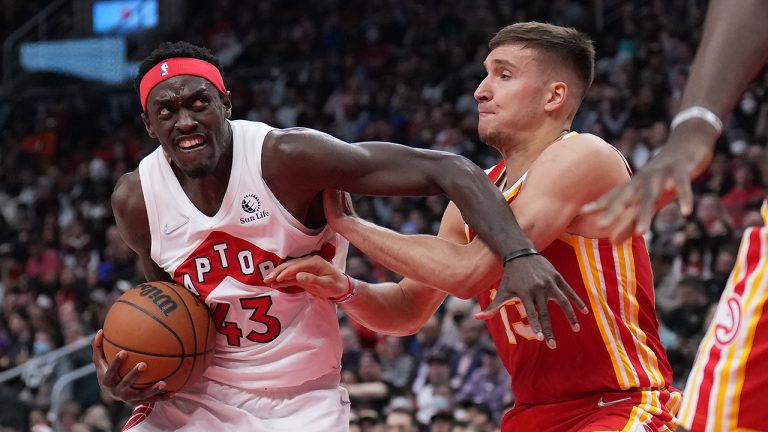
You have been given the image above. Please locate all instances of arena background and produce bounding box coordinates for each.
[0,0,762,431]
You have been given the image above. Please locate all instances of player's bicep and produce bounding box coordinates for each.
[511,187,579,250]
[111,172,171,283]
[267,128,459,196]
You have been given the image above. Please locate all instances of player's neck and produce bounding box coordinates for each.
[499,127,569,184]
[176,138,234,217]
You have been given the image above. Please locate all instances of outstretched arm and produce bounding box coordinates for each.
[264,196,463,336]
[264,128,576,337]
[273,135,626,345]
[583,0,768,242]
[265,127,533,260]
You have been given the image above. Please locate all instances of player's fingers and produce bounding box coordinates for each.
[102,351,127,384]
[535,294,555,349]
[675,173,695,216]
[608,204,640,244]
[474,292,509,320]
[579,196,607,215]
[634,176,663,235]
[115,362,146,392]
[269,280,299,289]
[342,192,356,216]
[596,186,638,227]
[92,330,107,365]
[322,189,345,218]
[522,295,544,341]
[267,256,325,283]
[551,287,580,332]
[559,277,587,314]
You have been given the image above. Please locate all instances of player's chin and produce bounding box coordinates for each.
[179,159,217,179]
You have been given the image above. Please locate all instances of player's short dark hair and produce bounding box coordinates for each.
[134,41,223,94]
[489,22,595,97]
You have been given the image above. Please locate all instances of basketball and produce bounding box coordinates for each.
[102,281,216,392]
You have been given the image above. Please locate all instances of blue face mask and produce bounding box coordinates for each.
[33,341,52,356]
[658,326,678,350]
[433,396,450,411]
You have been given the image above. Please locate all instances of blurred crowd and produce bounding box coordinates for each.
[1,0,767,431]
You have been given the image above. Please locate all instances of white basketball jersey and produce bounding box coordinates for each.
[137,120,348,390]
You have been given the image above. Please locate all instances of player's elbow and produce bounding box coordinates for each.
[372,322,423,336]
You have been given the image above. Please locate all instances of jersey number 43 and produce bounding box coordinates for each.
[211,295,281,346]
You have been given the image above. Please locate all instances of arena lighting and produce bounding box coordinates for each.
[20,37,137,84]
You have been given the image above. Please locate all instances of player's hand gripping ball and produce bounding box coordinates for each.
[102,281,216,392]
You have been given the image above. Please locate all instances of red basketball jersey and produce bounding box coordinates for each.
[467,159,673,405]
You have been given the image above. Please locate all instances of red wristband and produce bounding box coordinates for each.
[330,274,358,304]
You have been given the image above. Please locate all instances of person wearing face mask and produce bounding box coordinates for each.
[32,330,54,357]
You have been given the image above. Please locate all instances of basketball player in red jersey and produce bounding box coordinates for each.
[268,22,680,431]
[584,0,768,430]
[90,41,584,431]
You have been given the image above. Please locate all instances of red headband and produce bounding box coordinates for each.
[139,57,227,111]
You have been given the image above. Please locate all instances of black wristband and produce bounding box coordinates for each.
[503,247,540,264]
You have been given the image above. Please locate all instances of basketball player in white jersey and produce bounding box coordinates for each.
[90,41,585,431]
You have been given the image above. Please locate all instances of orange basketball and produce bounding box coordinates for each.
[102,281,216,392]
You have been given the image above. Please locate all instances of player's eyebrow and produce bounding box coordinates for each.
[153,87,210,106]
[483,58,518,71]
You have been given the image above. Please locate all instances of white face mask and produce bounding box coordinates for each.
[730,139,748,156]
[741,96,757,115]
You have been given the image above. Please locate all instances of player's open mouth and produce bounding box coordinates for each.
[176,134,207,150]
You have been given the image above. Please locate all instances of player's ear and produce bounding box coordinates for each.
[141,112,157,138]
[544,82,568,113]
[221,91,232,119]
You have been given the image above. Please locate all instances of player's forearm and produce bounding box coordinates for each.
[335,217,490,298]
[341,280,434,335]
[681,0,768,119]
[432,155,533,258]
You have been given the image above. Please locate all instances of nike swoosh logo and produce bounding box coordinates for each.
[163,218,190,235]
[597,395,632,408]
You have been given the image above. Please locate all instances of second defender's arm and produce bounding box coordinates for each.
[266,202,466,335]
[584,0,768,241]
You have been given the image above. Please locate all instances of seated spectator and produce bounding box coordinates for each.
[377,335,415,390]
[385,407,420,432]
[721,161,765,227]
[430,410,456,432]
[345,350,391,412]
[455,347,512,421]
[449,318,486,391]
[415,352,454,425]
